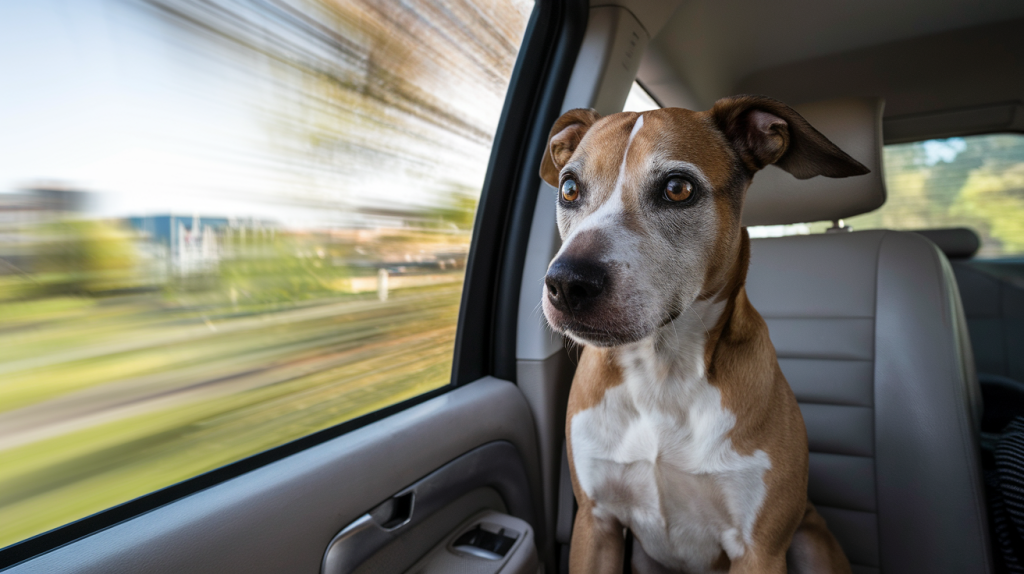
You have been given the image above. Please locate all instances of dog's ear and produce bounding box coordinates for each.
[539,108,602,187]
[711,95,869,179]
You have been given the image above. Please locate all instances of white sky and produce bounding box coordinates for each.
[0,0,506,229]
[1,2,278,216]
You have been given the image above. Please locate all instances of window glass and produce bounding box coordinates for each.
[0,0,532,548]
[846,135,1024,258]
[749,134,1024,259]
[622,81,660,113]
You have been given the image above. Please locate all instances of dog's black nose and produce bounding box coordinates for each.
[545,258,607,312]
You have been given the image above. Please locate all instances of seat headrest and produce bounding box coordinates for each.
[741,98,886,227]
[912,227,981,259]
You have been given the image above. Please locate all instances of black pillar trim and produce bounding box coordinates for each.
[452,0,589,385]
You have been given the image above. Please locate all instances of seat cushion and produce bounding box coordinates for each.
[747,230,991,574]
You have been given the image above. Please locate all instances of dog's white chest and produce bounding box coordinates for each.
[570,349,771,572]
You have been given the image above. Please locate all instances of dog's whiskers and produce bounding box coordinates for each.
[687,304,712,340]
[562,335,582,365]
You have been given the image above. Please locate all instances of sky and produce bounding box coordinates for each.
[0,0,523,229]
[1,1,281,218]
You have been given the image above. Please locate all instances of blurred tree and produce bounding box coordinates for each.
[424,182,479,231]
[216,230,351,307]
[952,152,1024,255]
[32,220,141,297]
[138,0,530,216]
[847,135,1024,258]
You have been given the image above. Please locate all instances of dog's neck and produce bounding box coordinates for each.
[613,295,725,386]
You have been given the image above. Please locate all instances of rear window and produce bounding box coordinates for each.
[0,0,532,549]
[847,134,1024,258]
[750,133,1024,259]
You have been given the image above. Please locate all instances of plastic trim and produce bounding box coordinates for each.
[321,441,534,574]
[2,378,540,574]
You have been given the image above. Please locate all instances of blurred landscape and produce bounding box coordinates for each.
[751,135,1024,258]
[851,135,1024,258]
[0,186,468,546]
[0,0,530,548]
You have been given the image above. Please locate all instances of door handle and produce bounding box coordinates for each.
[370,491,414,530]
[321,491,416,574]
[320,441,538,574]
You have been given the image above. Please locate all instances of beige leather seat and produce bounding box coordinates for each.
[743,99,992,574]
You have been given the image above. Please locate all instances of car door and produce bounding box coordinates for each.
[0,0,592,572]
[0,0,675,571]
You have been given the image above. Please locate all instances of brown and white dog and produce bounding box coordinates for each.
[539,96,866,574]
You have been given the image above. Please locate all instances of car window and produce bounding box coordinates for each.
[622,81,661,113]
[0,0,533,549]
[846,134,1024,258]
[749,133,1024,259]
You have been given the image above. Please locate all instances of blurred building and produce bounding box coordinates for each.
[0,186,87,225]
[126,215,273,276]
[0,187,90,276]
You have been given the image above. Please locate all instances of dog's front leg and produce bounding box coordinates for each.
[786,502,852,574]
[569,503,624,574]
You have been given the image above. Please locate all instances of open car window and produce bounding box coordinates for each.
[0,0,533,549]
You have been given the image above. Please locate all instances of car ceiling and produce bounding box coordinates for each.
[638,0,1024,142]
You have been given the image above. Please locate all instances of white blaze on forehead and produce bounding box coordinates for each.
[626,115,645,155]
[555,114,645,257]
[615,114,645,196]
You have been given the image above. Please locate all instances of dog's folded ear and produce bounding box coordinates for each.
[711,95,869,180]
[539,108,602,187]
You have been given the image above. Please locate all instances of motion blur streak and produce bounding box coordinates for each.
[0,0,532,547]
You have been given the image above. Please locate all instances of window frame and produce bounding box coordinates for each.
[453,0,588,384]
[0,0,588,566]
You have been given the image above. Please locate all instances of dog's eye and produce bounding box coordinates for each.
[663,178,693,202]
[561,179,580,202]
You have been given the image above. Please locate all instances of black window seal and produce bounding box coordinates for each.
[452,0,589,385]
[0,0,588,568]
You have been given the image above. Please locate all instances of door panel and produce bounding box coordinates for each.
[349,488,507,574]
[5,379,539,574]
[324,441,534,574]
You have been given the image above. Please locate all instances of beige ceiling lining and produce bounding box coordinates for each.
[636,0,1024,142]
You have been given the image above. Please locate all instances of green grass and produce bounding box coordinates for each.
[0,281,462,548]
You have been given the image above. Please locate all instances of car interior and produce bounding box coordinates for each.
[2,0,1024,573]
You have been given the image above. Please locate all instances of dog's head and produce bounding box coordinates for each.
[539,95,868,347]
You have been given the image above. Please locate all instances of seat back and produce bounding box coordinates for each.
[951,259,1024,386]
[746,230,991,574]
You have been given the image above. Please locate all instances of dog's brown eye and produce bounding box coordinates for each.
[561,179,579,202]
[664,178,693,202]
